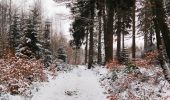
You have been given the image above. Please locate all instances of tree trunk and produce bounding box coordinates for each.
[116,14,121,60]
[97,0,103,64]
[102,0,107,64]
[122,33,125,50]
[144,32,148,52]
[85,29,88,64]
[104,0,114,63]
[88,0,95,69]
[98,10,102,64]
[132,0,136,58]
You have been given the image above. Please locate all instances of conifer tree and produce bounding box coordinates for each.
[18,7,40,59]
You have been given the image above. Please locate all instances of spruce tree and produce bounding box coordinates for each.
[18,8,40,59]
[42,21,52,67]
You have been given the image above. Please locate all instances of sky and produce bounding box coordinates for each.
[41,0,72,40]
[12,0,72,40]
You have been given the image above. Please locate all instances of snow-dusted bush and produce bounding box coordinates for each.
[0,57,47,96]
[100,65,170,100]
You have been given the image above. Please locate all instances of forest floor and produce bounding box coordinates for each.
[31,65,108,100]
[2,64,170,100]
[3,65,108,100]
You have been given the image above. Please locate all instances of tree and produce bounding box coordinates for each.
[70,0,95,68]
[96,0,102,64]
[115,0,133,61]
[11,12,21,54]
[85,29,89,64]
[18,7,40,59]
[88,0,95,69]
[132,0,136,58]
[104,0,114,63]
[42,20,52,67]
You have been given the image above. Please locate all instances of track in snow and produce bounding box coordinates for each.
[31,66,107,100]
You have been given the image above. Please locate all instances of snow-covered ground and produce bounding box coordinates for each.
[1,65,108,100]
[31,65,107,100]
[2,64,170,100]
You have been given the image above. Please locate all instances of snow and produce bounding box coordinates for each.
[100,65,170,100]
[31,65,107,100]
[2,64,170,100]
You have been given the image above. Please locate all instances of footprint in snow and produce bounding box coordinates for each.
[65,90,79,96]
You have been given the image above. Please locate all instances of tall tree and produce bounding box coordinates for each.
[88,0,95,69]
[85,29,89,64]
[104,0,114,63]
[116,11,122,60]
[132,0,136,58]
[18,7,41,58]
[97,0,102,64]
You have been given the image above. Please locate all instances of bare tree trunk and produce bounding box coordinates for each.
[75,48,78,65]
[116,13,121,60]
[0,2,3,57]
[144,32,148,52]
[132,0,136,58]
[102,0,107,64]
[88,0,95,69]
[98,12,102,64]
[104,0,114,63]
[85,29,88,64]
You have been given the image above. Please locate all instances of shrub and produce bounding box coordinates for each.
[124,62,138,73]
[0,57,47,95]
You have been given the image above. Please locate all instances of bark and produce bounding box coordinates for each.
[85,29,88,64]
[104,0,114,63]
[132,0,136,58]
[88,0,95,69]
[116,13,121,60]
[144,32,148,52]
[122,32,125,50]
[102,0,107,64]
[98,15,102,64]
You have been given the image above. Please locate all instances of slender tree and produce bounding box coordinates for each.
[132,0,136,58]
[97,0,102,64]
[88,0,95,69]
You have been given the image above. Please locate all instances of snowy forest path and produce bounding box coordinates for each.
[31,66,108,100]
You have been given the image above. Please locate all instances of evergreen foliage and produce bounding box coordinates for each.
[41,21,52,67]
[57,47,67,62]
[10,13,21,52]
[18,8,40,59]
[70,0,91,48]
